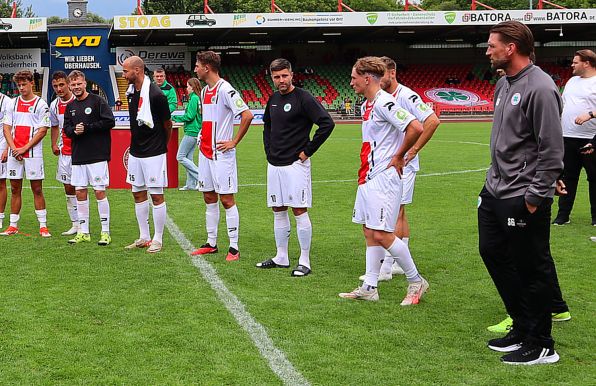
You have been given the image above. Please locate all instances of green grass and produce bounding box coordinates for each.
[0,122,594,384]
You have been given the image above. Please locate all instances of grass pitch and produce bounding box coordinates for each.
[0,122,594,384]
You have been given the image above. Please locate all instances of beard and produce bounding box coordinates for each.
[490,58,509,71]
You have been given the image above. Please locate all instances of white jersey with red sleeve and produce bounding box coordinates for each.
[391,85,434,172]
[358,90,416,185]
[4,95,50,158]
[0,92,12,151]
[200,78,249,159]
[50,95,75,155]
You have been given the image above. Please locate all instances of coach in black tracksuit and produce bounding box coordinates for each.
[256,58,334,277]
[63,90,114,164]
[479,22,564,365]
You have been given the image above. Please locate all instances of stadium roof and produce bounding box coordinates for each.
[0,17,47,48]
[109,10,596,47]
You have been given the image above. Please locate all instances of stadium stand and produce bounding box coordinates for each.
[113,61,572,116]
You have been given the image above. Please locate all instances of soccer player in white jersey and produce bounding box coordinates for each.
[193,51,254,261]
[0,86,11,229]
[339,57,428,304]
[1,70,51,237]
[49,71,78,236]
[365,56,442,281]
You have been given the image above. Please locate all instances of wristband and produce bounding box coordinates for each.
[590,111,595,119]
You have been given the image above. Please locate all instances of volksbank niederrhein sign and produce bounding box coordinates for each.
[114,9,595,30]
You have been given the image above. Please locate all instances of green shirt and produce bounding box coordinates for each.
[172,92,201,137]
[159,80,178,113]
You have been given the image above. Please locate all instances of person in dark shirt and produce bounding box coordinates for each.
[122,56,172,253]
[256,58,334,277]
[63,70,115,246]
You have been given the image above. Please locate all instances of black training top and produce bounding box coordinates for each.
[63,93,115,165]
[263,87,335,166]
[127,82,171,158]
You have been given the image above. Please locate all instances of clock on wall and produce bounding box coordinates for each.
[73,8,83,18]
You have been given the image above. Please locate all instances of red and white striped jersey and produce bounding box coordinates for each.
[391,85,434,172]
[4,95,50,158]
[200,78,249,159]
[358,90,415,185]
[50,95,75,156]
[0,92,12,151]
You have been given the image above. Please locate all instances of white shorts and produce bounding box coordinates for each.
[352,167,402,232]
[56,154,73,184]
[401,169,417,205]
[72,161,109,189]
[198,150,237,194]
[267,160,311,208]
[0,161,6,179]
[7,156,44,180]
[126,153,168,188]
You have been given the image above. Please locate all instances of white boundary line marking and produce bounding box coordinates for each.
[236,167,489,187]
[44,167,488,189]
[165,216,310,386]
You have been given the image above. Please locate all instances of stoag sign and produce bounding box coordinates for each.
[117,15,171,29]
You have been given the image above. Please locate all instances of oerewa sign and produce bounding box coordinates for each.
[115,46,191,71]
[54,35,101,48]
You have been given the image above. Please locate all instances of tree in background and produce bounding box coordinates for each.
[0,0,35,17]
[420,0,595,10]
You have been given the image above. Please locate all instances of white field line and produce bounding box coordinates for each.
[236,167,489,187]
[165,216,310,386]
[44,167,489,189]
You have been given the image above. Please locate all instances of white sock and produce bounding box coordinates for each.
[35,209,47,228]
[10,213,19,227]
[97,197,110,233]
[363,245,385,288]
[402,237,409,247]
[225,205,239,250]
[152,202,166,244]
[0,213,4,228]
[66,194,78,226]
[295,212,312,269]
[77,200,90,234]
[380,252,393,275]
[135,200,151,240]
[387,237,420,282]
[205,203,219,246]
[273,210,290,265]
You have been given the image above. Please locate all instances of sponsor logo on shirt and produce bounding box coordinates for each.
[235,98,245,108]
[395,108,408,122]
[284,103,292,112]
[85,107,92,115]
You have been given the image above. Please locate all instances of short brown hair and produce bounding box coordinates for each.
[353,56,386,78]
[489,21,534,58]
[379,56,397,71]
[52,71,68,82]
[270,58,292,73]
[153,67,165,74]
[187,77,202,94]
[575,49,596,68]
[68,70,86,82]
[196,51,221,73]
[13,70,33,83]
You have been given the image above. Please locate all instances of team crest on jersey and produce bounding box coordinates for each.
[28,106,34,113]
[395,108,408,122]
[511,93,521,106]
[235,99,245,108]
[284,103,292,112]
[85,107,92,115]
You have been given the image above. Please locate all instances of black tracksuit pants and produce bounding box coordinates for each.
[556,137,596,222]
[478,186,564,348]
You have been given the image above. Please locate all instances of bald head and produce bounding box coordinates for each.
[124,55,144,70]
[122,55,145,86]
